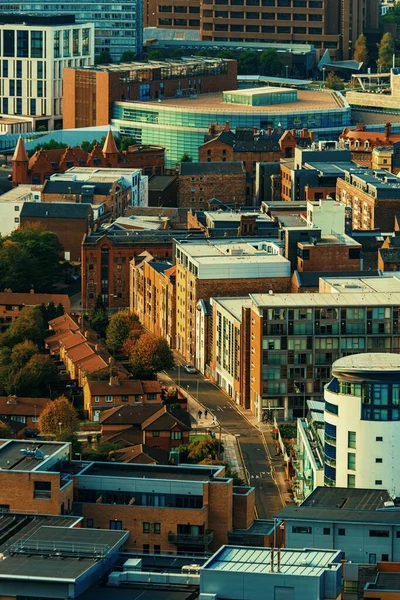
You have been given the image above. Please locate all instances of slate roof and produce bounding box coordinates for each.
[20,202,92,219]
[42,180,113,196]
[180,161,245,176]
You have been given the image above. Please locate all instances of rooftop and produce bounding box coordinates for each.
[320,275,400,294]
[177,238,283,258]
[78,462,224,481]
[0,13,76,26]
[203,546,341,577]
[0,185,38,202]
[128,89,342,113]
[211,297,252,322]
[180,161,245,176]
[333,352,400,372]
[20,202,92,219]
[0,439,69,472]
[250,291,400,310]
[0,396,50,417]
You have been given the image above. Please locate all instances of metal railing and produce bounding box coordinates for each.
[168,530,214,546]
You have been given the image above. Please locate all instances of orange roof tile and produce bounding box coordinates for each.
[0,396,51,416]
[66,343,94,362]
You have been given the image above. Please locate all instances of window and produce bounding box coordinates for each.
[33,480,51,499]
[369,530,390,538]
[376,436,383,442]
[153,431,160,437]
[154,522,161,534]
[143,522,150,533]
[143,544,150,554]
[148,393,157,400]
[14,217,19,223]
[375,480,383,485]
[31,416,39,423]
[292,526,312,534]
[154,544,161,555]
[122,395,128,402]
[323,528,330,535]
[382,554,389,561]
[105,395,113,402]
[171,431,182,440]
[344,581,358,593]
[347,474,356,488]
[348,431,356,449]
[31,30,43,58]
[338,528,346,536]
[87,518,94,528]
[376,458,383,463]
[94,395,100,403]
[109,520,122,530]
[347,453,356,470]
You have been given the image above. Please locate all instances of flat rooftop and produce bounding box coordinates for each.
[0,526,128,582]
[302,487,391,510]
[321,275,400,294]
[333,352,400,372]
[0,185,37,201]
[205,211,274,224]
[203,546,341,577]
[122,89,341,113]
[177,239,283,258]
[250,291,400,310]
[211,297,252,322]
[79,462,224,481]
[0,440,68,472]
[300,233,360,247]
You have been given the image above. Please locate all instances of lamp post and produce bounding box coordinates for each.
[322,67,326,86]
[285,64,289,79]
[178,364,181,389]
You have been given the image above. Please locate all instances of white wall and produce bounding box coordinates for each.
[307,199,345,234]
[0,201,25,235]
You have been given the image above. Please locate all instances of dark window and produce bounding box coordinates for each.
[154,544,161,554]
[143,522,150,533]
[17,30,29,57]
[349,248,361,260]
[376,458,383,463]
[33,480,51,499]
[338,528,345,536]
[376,436,383,441]
[143,544,150,554]
[110,520,122,530]
[323,528,330,535]
[153,431,160,437]
[382,554,389,561]
[369,530,389,538]
[3,30,14,57]
[87,518,94,528]
[375,480,383,485]
[154,522,161,534]
[292,526,312,534]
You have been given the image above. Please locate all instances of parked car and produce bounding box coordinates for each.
[184,364,197,374]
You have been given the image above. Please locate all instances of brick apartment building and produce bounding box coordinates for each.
[296,234,362,272]
[12,132,165,186]
[0,396,51,437]
[144,0,379,61]
[337,168,400,230]
[340,123,400,172]
[174,238,291,363]
[178,161,247,209]
[0,292,70,333]
[199,124,313,201]
[63,58,237,129]
[130,256,177,347]
[20,203,93,263]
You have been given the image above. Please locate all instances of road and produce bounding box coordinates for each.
[161,359,284,519]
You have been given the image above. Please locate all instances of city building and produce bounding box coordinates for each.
[324,353,400,493]
[130,256,176,347]
[148,175,178,208]
[347,70,400,117]
[111,88,351,167]
[174,238,291,363]
[178,161,247,209]
[378,235,400,272]
[20,202,94,262]
[0,183,41,236]
[0,15,94,131]
[363,562,400,599]
[200,545,342,600]
[83,377,162,420]
[296,232,363,273]
[191,210,279,238]
[276,487,400,564]
[143,0,379,61]
[7,0,142,60]
[0,395,51,437]
[340,123,400,172]
[198,123,313,201]
[0,292,70,333]
[12,132,164,186]
[336,167,400,230]
[63,57,237,129]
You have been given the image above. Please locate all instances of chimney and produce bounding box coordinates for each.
[225,121,230,132]
[208,123,214,135]
[291,129,296,136]
[309,131,315,144]
[7,395,17,404]
[253,126,258,135]
[109,375,120,386]
[355,123,366,132]
[267,127,272,136]
[385,122,392,139]
[270,547,274,572]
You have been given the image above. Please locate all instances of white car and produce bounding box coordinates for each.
[184,364,197,374]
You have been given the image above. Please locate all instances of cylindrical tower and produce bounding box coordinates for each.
[324,353,400,496]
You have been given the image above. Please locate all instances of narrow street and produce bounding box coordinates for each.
[161,359,285,519]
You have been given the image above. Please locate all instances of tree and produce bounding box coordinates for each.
[120,136,137,152]
[238,51,259,75]
[0,421,14,439]
[32,139,68,154]
[95,50,112,65]
[354,34,368,65]
[128,333,174,378]
[0,307,47,348]
[90,295,108,337]
[38,301,64,323]
[377,32,395,73]
[187,438,223,462]
[216,50,235,59]
[259,50,282,77]
[0,344,57,396]
[38,396,79,439]
[10,340,38,370]
[324,71,344,90]
[180,152,193,163]
[120,50,136,62]
[106,311,139,354]
[147,50,163,61]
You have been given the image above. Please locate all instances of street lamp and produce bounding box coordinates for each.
[322,67,326,86]
[285,65,289,79]
[58,421,62,436]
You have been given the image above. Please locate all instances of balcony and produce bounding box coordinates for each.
[168,530,214,546]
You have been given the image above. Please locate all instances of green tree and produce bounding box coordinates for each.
[216,50,235,60]
[90,295,108,337]
[38,301,64,323]
[170,48,185,58]
[0,421,14,439]
[324,71,344,90]
[128,333,174,378]
[38,396,79,439]
[95,50,112,65]
[0,307,47,348]
[238,51,259,75]
[353,33,369,65]
[259,49,282,76]
[10,340,38,370]
[120,136,137,152]
[147,49,163,60]
[187,437,223,462]
[120,50,136,62]
[32,139,68,154]
[377,32,395,72]
[106,311,139,354]
[180,152,193,162]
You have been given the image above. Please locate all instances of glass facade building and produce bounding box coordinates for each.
[112,96,351,166]
[1,1,142,59]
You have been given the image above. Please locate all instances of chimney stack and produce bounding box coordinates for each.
[385,122,392,139]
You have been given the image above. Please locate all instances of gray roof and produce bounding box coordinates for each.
[369,573,400,591]
[20,202,92,219]
[148,175,177,192]
[43,180,113,197]
[180,161,245,176]
[301,487,390,510]
[81,462,223,482]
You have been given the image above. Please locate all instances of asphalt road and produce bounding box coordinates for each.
[162,359,284,519]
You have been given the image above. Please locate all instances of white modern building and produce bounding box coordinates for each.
[324,353,400,495]
[293,400,324,504]
[306,198,346,235]
[0,184,41,235]
[0,14,94,131]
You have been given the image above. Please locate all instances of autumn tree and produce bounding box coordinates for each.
[38,396,79,439]
[0,307,47,347]
[0,421,14,439]
[127,333,174,378]
[324,71,344,91]
[377,32,395,73]
[187,438,223,462]
[0,343,57,396]
[106,311,140,354]
[354,34,368,65]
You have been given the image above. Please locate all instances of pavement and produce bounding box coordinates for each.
[159,358,294,519]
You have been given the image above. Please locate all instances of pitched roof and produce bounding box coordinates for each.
[100,404,160,425]
[20,202,92,220]
[87,379,161,397]
[142,407,191,431]
[180,161,245,176]
[0,396,51,416]
[60,331,87,350]
[76,354,108,374]
[12,137,28,162]
[0,293,70,313]
[66,343,94,362]
[112,444,170,464]
[48,313,79,333]
[102,130,119,155]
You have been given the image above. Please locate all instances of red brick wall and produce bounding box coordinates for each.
[178,173,246,209]
[232,490,255,530]
[297,244,362,272]
[0,471,72,514]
